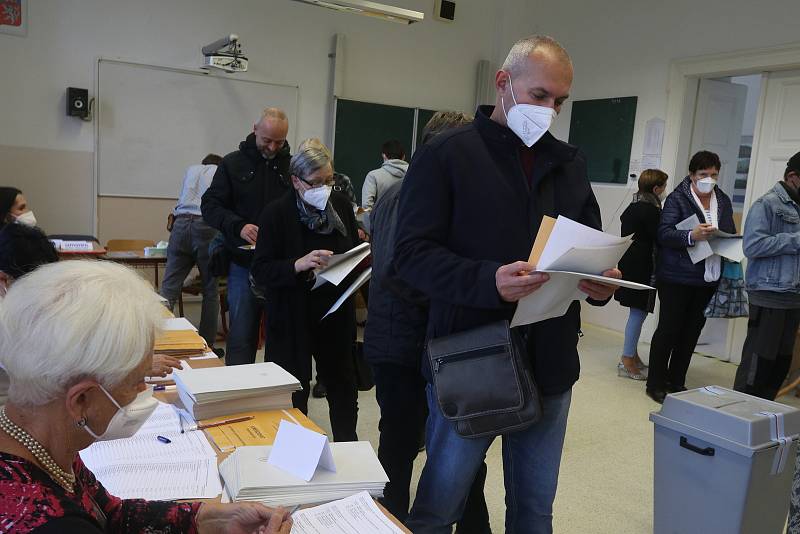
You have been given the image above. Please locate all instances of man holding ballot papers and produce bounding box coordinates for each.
[394,36,621,533]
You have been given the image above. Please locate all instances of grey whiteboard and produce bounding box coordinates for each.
[96,59,299,198]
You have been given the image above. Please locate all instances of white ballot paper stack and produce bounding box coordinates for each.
[218,438,389,506]
[313,242,370,290]
[174,362,302,420]
[79,402,222,500]
[511,216,653,327]
[291,491,405,534]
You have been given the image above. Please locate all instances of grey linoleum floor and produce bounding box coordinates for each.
[300,324,800,533]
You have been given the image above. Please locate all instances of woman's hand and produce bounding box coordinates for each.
[294,249,333,273]
[690,223,716,242]
[150,354,182,377]
[196,502,291,534]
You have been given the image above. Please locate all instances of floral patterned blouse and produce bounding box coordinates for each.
[0,452,201,533]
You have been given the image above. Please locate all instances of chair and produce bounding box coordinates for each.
[105,239,155,251]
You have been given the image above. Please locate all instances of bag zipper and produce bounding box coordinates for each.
[433,345,508,373]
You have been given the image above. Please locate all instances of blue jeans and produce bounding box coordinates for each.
[225,261,261,366]
[622,307,647,357]
[407,385,572,534]
[159,215,219,348]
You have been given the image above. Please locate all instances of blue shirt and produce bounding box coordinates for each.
[174,164,217,216]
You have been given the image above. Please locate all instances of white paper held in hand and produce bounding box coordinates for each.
[312,242,370,290]
[267,420,335,482]
[676,214,713,264]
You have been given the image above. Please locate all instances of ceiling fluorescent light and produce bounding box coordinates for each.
[290,0,424,24]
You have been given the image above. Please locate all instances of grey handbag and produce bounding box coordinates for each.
[427,320,542,438]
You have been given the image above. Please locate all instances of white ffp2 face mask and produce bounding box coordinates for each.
[696,177,717,194]
[14,210,37,227]
[81,385,158,441]
[502,75,557,147]
[303,185,332,211]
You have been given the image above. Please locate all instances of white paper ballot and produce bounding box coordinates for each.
[676,214,713,264]
[510,215,651,327]
[710,237,745,263]
[324,267,372,319]
[291,491,405,534]
[312,242,370,289]
[88,458,221,500]
[268,420,336,482]
[162,317,197,331]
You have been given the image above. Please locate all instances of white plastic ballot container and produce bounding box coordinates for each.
[649,386,800,534]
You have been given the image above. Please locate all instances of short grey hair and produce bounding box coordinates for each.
[0,260,165,406]
[501,35,572,77]
[256,107,288,126]
[290,138,332,181]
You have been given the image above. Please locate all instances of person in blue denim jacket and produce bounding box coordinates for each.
[733,151,800,400]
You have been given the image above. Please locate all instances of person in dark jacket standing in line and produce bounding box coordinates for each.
[201,108,291,366]
[733,151,800,400]
[394,36,620,534]
[645,151,736,404]
[615,169,668,380]
[364,111,491,531]
[250,140,360,442]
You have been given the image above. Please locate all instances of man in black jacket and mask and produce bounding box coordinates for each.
[201,108,291,366]
[395,36,620,533]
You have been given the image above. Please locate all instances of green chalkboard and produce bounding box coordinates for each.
[568,96,638,184]
[416,108,437,148]
[333,99,415,205]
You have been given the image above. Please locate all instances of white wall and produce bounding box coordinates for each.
[0,0,498,235]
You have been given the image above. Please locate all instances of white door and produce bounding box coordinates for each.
[725,69,800,364]
[689,79,748,361]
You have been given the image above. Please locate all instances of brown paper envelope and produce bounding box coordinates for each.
[528,215,557,267]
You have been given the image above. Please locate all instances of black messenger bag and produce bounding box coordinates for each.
[427,320,542,439]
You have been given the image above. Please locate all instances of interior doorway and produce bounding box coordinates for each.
[690,74,761,361]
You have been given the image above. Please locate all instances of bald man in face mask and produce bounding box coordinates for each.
[201,108,291,367]
[394,36,619,534]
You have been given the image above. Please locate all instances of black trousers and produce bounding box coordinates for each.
[292,306,359,443]
[647,282,717,391]
[371,362,490,532]
[734,304,800,400]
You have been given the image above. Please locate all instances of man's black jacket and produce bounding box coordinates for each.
[394,105,606,395]
[201,133,291,267]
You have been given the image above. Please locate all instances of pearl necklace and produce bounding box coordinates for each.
[0,407,75,492]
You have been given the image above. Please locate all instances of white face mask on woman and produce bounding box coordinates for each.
[303,185,332,211]
[81,385,158,441]
[501,75,557,147]
[14,211,37,227]
[695,177,717,195]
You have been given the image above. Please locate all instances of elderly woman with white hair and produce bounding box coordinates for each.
[0,260,291,534]
[251,139,361,443]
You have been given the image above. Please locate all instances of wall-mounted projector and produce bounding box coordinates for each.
[289,0,424,24]
[201,34,248,73]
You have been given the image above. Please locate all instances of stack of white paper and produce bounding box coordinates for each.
[173,362,302,420]
[511,215,653,327]
[292,491,405,534]
[79,402,222,500]
[219,442,389,506]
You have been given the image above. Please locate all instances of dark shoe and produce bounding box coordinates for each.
[212,347,225,358]
[646,388,667,404]
[312,381,327,398]
[667,384,687,394]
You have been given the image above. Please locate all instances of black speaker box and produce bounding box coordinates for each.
[66,87,89,118]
